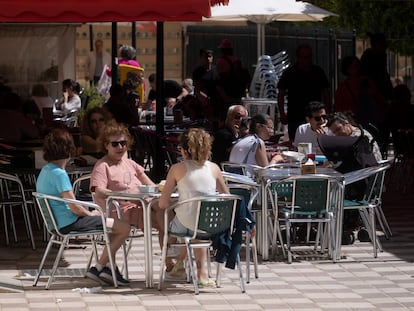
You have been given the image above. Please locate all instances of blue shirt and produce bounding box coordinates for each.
[36,163,78,229]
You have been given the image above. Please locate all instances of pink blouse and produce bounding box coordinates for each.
[91,156,146,228]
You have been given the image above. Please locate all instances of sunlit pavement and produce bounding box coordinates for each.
[1,186,413,311]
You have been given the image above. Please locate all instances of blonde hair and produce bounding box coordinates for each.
[98,120,133,151]
[180,128,212,165]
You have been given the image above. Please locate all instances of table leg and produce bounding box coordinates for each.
[261,180,269,260]
[335,182,345,261]
[145,200,155,288]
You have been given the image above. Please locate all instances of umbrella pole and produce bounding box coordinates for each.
[257,23,266,59]
[257,24,261,59]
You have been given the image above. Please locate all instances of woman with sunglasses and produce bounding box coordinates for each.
[90,120,158,232]
[293,101,329,154]
[229,113,286,176]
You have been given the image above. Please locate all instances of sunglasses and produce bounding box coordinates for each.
[110,140,127,147]
[234,113,244,120]
[312,115,328,122]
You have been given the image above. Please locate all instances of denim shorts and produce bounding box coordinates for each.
[169,216,209,238]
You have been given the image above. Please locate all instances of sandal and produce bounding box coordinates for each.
[197,278,216,288]
[169,260,185,277]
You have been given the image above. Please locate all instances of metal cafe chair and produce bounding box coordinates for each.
[32,192,119,289]
[343,164,391,257]
[158,194,245,295]
[0,172,36,249]
[272,175,341,264]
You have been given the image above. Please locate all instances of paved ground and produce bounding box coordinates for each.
[1,183,413,311]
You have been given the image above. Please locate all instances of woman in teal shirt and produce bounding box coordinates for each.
[36,128,130,286]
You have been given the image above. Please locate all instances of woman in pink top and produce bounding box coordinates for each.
[118,45,141,68]
[90,121,155,230]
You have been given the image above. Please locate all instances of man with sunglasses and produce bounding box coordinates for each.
[211,105,248,165]
[293,101,329,154]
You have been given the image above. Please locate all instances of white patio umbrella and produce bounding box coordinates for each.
[206,0,338,58]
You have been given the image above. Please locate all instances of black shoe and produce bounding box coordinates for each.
[99,266,130,286]
[85,266,104,284]
[342,231,355,245]
[357,228,371,242]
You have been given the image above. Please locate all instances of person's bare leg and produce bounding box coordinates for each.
[194,247,208,281]
[98,218,130,266]
[151,202,177,271]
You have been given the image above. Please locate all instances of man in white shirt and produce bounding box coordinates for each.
[86,39,112,85]
[293,101,329,154]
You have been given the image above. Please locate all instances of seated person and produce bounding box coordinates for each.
[229,113,286,176]
[90,121,169,267]
[293,101,329,154]
[104,80,140,127]
[159,128,248,286]
[56,79,81,115]
[326,112,382,163]
[36,128,130,285]
[146,73,188,113]
[118,45,141,68]
[211,104,248,165]
[91,121,157,229]
[80,107,112,158]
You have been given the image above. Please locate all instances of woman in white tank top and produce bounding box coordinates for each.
[159,128,229,285]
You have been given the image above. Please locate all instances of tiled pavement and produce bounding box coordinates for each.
[1,185,414,310]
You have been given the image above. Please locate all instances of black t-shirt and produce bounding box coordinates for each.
[211,126,236,165]
[148,80,183,103]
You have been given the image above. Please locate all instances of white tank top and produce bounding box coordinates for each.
[175,160,216,229]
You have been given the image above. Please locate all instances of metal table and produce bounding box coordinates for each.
[105,191,178,288]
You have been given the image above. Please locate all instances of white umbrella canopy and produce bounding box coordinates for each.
[205,0,338,57]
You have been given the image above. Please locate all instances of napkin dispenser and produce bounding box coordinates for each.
[301,158,316,174]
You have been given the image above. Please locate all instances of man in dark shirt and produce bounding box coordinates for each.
[277,44,331,141]
[211,104,248,165]
[146,73,188,113]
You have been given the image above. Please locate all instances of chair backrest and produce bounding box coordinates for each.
[173,194,240,239]
[281,175,341,216]
[33,192,103,236]
[198,199,237,236]
[0,171,26,202]
[292,178,330,215]
[32,192,61,236]
[221,161,262,179]
[72,173,92,201]
[363,164,390,203]
[228,183,259,211]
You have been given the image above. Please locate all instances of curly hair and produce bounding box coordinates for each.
[98,120,133,152]
[180,128,212,165]
[43,128,76,161]
[81,107,111,138]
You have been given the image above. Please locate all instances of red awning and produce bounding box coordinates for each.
[0,0,228,23]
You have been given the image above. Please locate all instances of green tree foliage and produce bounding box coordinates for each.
[311,0,414,55]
